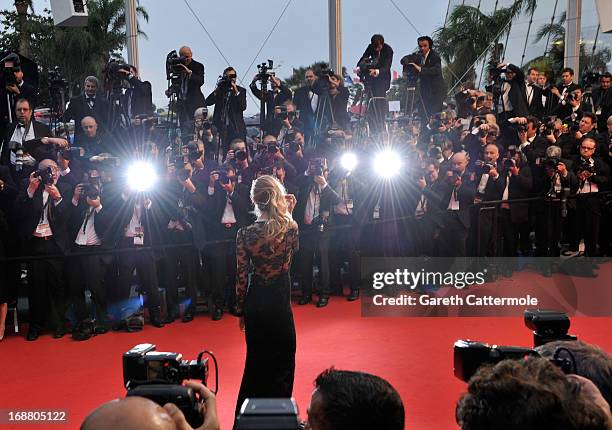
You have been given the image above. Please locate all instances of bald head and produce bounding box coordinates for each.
[179,46,193,65]
[81,397,176,430]
[81,116,98,138]
[451,152,468,173]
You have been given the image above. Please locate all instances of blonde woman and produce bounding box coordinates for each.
[233,175,298,421]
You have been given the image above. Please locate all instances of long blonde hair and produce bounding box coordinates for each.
[251,175,293,239]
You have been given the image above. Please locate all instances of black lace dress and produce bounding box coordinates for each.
[233,220,299,420]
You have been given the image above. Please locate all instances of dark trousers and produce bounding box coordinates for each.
[329,214,361,293]
[67,245,107,323]
[117,238,160,311]
[408,216,435,257]
[535,202,562,257]
[439,212,469,257]
[575,197,601,256]
[164,231,199,314]
[298,224,330,297]
[27,237,66,331]
[366,83,388,133]
[210,224,238,308]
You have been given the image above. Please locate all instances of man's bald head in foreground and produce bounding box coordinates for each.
[81,397,176,430]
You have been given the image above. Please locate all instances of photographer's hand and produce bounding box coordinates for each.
[510,165,520,176]
[408,63,421,73]
[557,162,568,177]
[87,196,101,208]
[6,83,20,95]
[73,184,84,203]
[285,194,297,213]
[45,184,62,202]
[369,68,381,77]
[164,381,220,430]
[27,171,41,196]
[178,64,192,76]
[313,175,327,189]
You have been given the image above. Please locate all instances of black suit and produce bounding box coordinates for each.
[413,49,446,117]
[15,179,71,332]
[311,81,350,131]
[437,172,477,257]
[592,85,612,132]
[181,59,206,121]
[358,43,393,96]
[293,85,318,140]
[64,94,110,143]
[502,64,529,118]
[1,120,53,183]
[206,85,247,154]
[526,82,544,118]
[0,80,37,125]
[0,165,17,302]
[250,83,293,135]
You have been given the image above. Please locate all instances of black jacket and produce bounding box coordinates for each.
[14,179,72,252]
[505,64,529,118]
[205,85,247,137]
[404,49,446,116]
[437,172,477,228]
[293,85,318,132]
[311,82,350,130]
[250,82,293,133]
[592,86,612,132]
[0,80,38,123]
[293,175,340,227]
[183,59,206,119]
[67,197,111,247]
[526,83,544,118]
[64,93,111,141]
[358,43,393,93]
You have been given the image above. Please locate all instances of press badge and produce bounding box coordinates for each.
[36,222,51,236]
[134,227,144,246]
[345,199,354,210]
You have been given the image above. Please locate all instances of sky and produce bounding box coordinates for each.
[1,0,610,115]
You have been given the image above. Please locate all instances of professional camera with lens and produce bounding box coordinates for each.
[166,50,189,75]
[255,59,275,82]
[453,309,577,382]
[543,156,562,170]
[502,158,516,170]
[1,53,20,86]
[235,149,248,161]
[78,183,100,200]
[105,59,131,83]
[308,157,326,176]
[34,166,53,185]
[275,105,295,121]
[123,344,217,429]
[576,158,596,175]
[400,53,420,86]
[474,160,496,174]
[357,55,379,82]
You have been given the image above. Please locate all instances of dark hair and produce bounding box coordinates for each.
[526,116,540,130]
[562,67,575,76]
[223,66,236,76]
[527,66,539,74]
[417,36,434,49]
[536,340,612,409]
[583,112,597,124]
[601,72,612,80]
[15,97,31,109]
[456,357,609,430]
[314,368,405,430]
[371,34,384,45]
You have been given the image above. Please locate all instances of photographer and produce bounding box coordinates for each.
[224,138,255,187]
[559,113,608,162]
[294,158,340,307]
[122,65,154,119]
[15,158,71,340]
[311,71,350,132]
[283,128,308,176]
[66,165,110,340]
[568,137,609,257]
[550,67,579,108]
[520,117,550,165]
[64,76,110,144]
[438,152,477,257]
[293,68,319,143]
[0,53,37,128]
[193,107,218,160]
[593,72,612,133]
[249,73,292,136]
[205,67,247,157]
[276,100,303,144]
[166,46,206,123]
[552,87,585,123]
[0,98,65,182]
[203,165,253,320]
[79,116,115,157]
[402,36,446,118]
[494,63,529,120]
[81,381,219,430]
[357,34,393,131]
[525,67,545,118]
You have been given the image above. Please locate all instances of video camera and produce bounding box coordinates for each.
[357,54,379,82]
[166,50,189,77]
[105,59,131,84]
[255,59,275,82]
[400,53,420,86]
[453,309,577,382]
[1,53,21,86]
[123,344,217,429]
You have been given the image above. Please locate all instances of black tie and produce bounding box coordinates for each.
[87,97,95,109]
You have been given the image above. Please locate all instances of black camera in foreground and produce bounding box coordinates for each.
[236,398,302,430]
[78,183,99,200]
[453,309,577,382]
[123,344,217,429]
[34,166,54,185]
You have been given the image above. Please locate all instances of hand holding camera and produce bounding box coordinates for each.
[285,194,297,214]
[209,172,219,188]
[45,184,62,202]
[28,170,41,194]
[162,382,219,430]
[87,195,101,208]
[6,83,19,94]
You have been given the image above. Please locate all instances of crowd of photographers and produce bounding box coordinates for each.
[1,37,612,342]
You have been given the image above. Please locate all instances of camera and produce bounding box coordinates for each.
[235,398,302,430]
[34,166,53,185]
[453,309,577,382]
[275,105,295,121]
[543,156,561,170]
[105,59,131,83]
[400,53,420,86]
[576,158,596,175]
[502,158,516,170]
[1,53,20,86]
[166,50,189,75]
[357,55,379,81]
[475,160,496,174]
[308,157,326,176]
[235,149,248,161]
[255,60,275,82]
[123,344,217,429]
[78,183,100,200]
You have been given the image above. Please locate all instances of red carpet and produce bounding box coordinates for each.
[1,296,612,429]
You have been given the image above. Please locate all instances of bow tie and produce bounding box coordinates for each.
[17,123,26,128]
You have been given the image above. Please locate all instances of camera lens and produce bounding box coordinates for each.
[235,150,247,161]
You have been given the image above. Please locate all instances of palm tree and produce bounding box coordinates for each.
[526,12,611,80]
[433,0,538,88]
[283,61,329,90]
[14,0,33,57]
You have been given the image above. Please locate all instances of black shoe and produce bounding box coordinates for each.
[149,307,165,328]
[93,324,109,335]
[163,314,177,324]
[53,326,66,339]
[182,307,195,323]
[26,327,39,341]
[347,290,360,301]
[72,326,92,341]
[212,307,223,321]
[112,320,127,331]
[298,295,312,305]
[316,296,329,308]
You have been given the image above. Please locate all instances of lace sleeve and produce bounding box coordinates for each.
[235,227,249,314]
[290,222,299,255]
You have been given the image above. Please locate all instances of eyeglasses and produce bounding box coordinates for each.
[487,132,498,137]
[581,147,596,151]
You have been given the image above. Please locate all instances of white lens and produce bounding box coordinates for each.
[127,161,158,192]
[341,152,358,171]
[374,150,401,178]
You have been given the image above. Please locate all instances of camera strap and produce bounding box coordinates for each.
[82,207,95,234]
